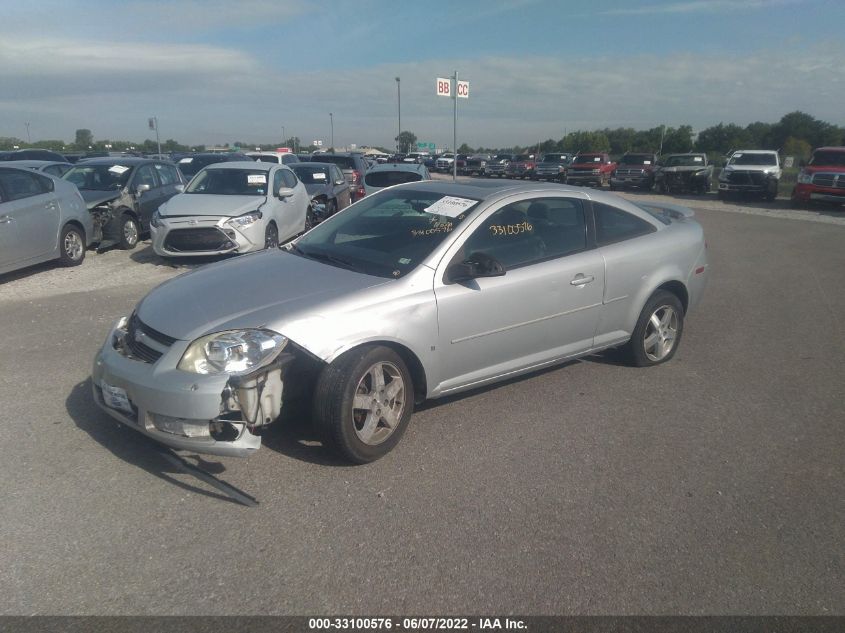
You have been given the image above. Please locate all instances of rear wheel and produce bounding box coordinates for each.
[264,222,279,249]
[58,224,85,266]
[623,290,684,367]
[313,345,413,464]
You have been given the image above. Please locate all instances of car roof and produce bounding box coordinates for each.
[74,157,154,166]
[4,159,69,168]
[732,149,777,154]
[292,162,333,169]
[368,162,428,173]
[200,161,277,171]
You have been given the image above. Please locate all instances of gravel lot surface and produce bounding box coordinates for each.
[0,187,842,615]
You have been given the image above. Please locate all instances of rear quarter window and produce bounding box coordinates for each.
[593,202,655,245]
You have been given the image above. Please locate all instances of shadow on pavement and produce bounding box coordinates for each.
[66,378,246,505]
[259,399,352,467]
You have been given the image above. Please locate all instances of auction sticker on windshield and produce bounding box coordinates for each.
[247,174,267,184]
[312,172,326,180]
[424,196,477,218]
[109,165,130,174]
[101,382,133,414]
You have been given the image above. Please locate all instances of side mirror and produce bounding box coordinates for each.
[446,252,506,283]
[277,186,295,199]
[136,183,151,195]
[174,184,185,193]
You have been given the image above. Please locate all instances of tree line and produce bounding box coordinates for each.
[1,111,841,161]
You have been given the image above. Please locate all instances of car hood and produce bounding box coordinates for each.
[80,190,121,208]
[136,250,389,342]
[660,165,710,173]
[803,164,845,174]
[722,164,779,174]
[159,193,267,218]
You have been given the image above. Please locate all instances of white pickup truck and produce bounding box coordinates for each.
[718,150,782,201]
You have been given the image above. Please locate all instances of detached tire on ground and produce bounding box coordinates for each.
[58,224,85,267]
[313,345,414,464]
[623,290,685,367]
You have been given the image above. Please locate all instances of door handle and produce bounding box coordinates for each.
[570,274,595,286]
[0,215,11,224]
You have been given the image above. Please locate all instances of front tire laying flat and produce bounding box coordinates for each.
[313,345,413,463]
[623,290,685,367]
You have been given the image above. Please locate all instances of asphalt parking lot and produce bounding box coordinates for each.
[0,187,843,615]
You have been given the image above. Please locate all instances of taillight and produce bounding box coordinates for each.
[351,170,361,184]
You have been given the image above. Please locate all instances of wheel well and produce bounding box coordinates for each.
[377,342,428,404]
[657,280,689,314]
[63,219,86,238]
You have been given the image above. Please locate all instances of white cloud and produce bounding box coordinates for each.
[600,0,805,16]
[1,38,843,148]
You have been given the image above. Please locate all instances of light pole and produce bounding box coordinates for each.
[329,113,334,150]
[282,125,286,147]
[25,122,31,144]
[395,77,401,153]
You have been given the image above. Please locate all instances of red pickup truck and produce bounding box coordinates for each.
[565,153,617,187]
[791,146,845,207]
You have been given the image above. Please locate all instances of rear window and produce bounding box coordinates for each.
[291,165,331,184]
[365,171,424,188]
[316,156,354,170]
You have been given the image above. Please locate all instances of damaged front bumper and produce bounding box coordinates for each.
[91,319,295,457]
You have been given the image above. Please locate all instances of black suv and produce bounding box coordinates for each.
[310,153,370,201]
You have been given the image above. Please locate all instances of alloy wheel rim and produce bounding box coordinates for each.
[351,361,405,446]
[265,225,278,249]
[643,305,678,361]
[64,231,83,260]
[124,220,138,245]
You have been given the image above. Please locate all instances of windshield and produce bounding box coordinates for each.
[365,171,424,188]
[728,153,777,166]
[541,154,570,163]
[185,168,270,196]
[573,155,601,163]
[64,164,133,191]
[292,188,479,278]
[619,154,653,165]
[251,154,281,164]
[178,156,224,177]
[664,155,705,167]
[809,151,845,167]
[291,165,331,184]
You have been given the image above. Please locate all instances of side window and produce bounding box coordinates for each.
[332,166,344,183]
[524,197,586,258]
[134,165,158,189]
[167,164,182,184]
[272,169,284,193]
[281,169,298,188]
[460,201,546,270]
[0,169,49,201]
[154,163,175,185]
[593,202,655,245]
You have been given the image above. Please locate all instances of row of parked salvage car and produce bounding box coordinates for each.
[0,150,432,277]
[434,146,845,205]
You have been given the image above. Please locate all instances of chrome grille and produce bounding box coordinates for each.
[812,173,845,189]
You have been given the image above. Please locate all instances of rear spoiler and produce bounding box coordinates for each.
[636,201,695,220]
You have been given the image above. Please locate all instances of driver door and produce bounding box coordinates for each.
[433,195,605,393]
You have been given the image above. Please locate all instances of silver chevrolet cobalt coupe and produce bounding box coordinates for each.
[92,181,708,463]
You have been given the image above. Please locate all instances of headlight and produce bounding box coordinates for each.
[150,210,162,228]
[178,329,287,376]
[797,170,812,184]
[695,169,710,177]
[227,210,262,228]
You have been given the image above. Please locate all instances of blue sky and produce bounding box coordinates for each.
[1,0,843,149]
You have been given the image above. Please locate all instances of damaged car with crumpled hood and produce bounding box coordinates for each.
[91,180,708,465]
[62,157,185,250]
[654,153,712,195]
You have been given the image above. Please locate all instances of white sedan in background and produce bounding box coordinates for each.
[150,162,310,257]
